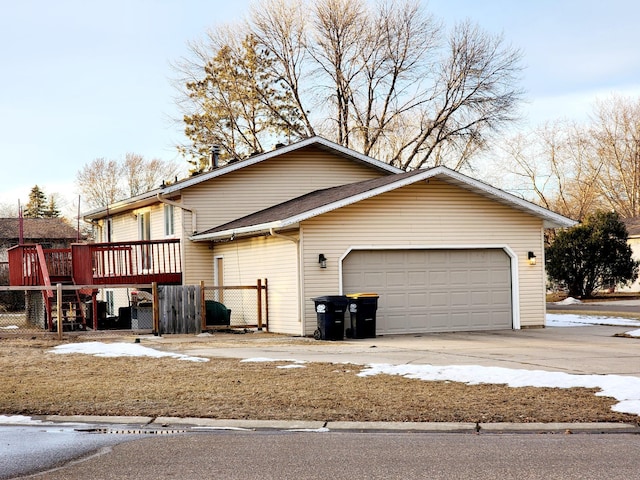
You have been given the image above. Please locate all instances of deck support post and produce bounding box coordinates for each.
[56,283,63,340]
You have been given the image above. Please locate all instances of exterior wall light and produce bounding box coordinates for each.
[318,253,327,268]
[527,251,537,266]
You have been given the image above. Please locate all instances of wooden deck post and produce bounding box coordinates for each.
[200,280,206,331]
[257,279,263,331]
[263,278,268,332]
[152,282,159,335]
[56,283,63,340]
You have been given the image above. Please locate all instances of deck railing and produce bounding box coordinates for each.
[72,239,182,285]
[8,245,51,286]
[9,239,182,287]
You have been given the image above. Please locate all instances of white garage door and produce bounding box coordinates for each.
[342,249,512,335]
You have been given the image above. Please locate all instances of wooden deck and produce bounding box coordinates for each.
[8,239,182,287]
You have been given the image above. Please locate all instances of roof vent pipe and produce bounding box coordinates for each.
[211,145,220,170]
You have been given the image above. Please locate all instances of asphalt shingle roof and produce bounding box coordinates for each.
[623,217,640,237]
[197,170,425,236]
[0,218,79,241]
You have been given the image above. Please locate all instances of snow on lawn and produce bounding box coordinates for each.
[50,342,209,363]
[358,364,640,416]
[553,297,583,305]
[241,358,307,369]
[626,329,640,338]
[546,313,640,327]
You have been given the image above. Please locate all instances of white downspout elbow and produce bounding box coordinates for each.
[157,193,197,234]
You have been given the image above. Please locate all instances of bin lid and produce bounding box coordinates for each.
[346,293,379,299]
[313,295,348,301]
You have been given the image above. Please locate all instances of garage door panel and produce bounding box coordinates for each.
[471,291,490,305]
[429,291,448,307]
[450,291,470,306]
[429,270,449,287]
[408,292,427,307]
[449,270,468,285]
[343,248,512,335]
[386,271,407,288]
[408,271,427,284]
[385,292,406,309]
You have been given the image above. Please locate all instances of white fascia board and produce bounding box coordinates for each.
[189,221,284,242]
[83,188,163,220]
[163,137,401,195]
[190,165,576,241]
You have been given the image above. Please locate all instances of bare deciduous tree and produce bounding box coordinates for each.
[590,95,640,218]
[175,0,524,172]
[77,155,179,209]
[499,122,603,221]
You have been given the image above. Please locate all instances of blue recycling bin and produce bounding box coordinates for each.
[312,296,348,340]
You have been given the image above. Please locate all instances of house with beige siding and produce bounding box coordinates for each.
[83,136,575,336]
[620,217,640,292]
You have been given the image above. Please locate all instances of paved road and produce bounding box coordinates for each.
[9,430,640,480]
[0,425,140,480]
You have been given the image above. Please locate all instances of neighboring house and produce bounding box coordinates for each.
[621,217,640,292]
[82,136,574,336]
[0,218,79,283]
[0,217,79,262]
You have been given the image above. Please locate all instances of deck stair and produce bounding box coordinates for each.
[47,285,87,331]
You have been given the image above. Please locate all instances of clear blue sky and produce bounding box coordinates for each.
[1,0,639,214]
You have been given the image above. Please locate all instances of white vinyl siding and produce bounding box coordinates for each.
[300,178,545,335]
[181,147,384,234]
[213,234,301,335]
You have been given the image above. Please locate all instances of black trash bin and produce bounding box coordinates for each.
[346,293,379,339]
[312,295,348,340]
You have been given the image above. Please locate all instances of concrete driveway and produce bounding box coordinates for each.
[145,322,640,377]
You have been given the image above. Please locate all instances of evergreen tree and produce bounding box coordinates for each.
[42,195,61,218]
[546,211,639,297]
[23,185,48,218]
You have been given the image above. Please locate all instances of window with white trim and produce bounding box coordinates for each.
[164,204,175,236]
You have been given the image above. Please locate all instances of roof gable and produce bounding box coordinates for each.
[162,136,402,196]
[623,217,640,237]
[191,166,576,242]
[84,136,403,220]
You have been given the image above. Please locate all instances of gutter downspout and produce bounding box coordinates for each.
[269,228,304,329]
[156,193,197,234]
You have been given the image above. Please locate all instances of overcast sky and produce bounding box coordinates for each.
[1,0,639,215]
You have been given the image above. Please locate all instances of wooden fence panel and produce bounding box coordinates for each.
[158,285,202,334]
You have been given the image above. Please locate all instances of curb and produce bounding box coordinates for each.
[12,415,635,434]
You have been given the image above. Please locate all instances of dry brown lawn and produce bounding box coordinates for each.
[1,337,638,425]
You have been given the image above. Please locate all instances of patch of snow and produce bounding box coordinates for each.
[50,342,209,363]
[0,415,88,426]
[240,358,307,365]
[358,364,640,416]
[0,415,44,425]
[191,426,252,432]
[546,314,640,327]
[625,329,640,338]
[554,297,582,305]
[277,364,306,369]
[0,325,19,330]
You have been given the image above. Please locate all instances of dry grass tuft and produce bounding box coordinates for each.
[0,337,637,424]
